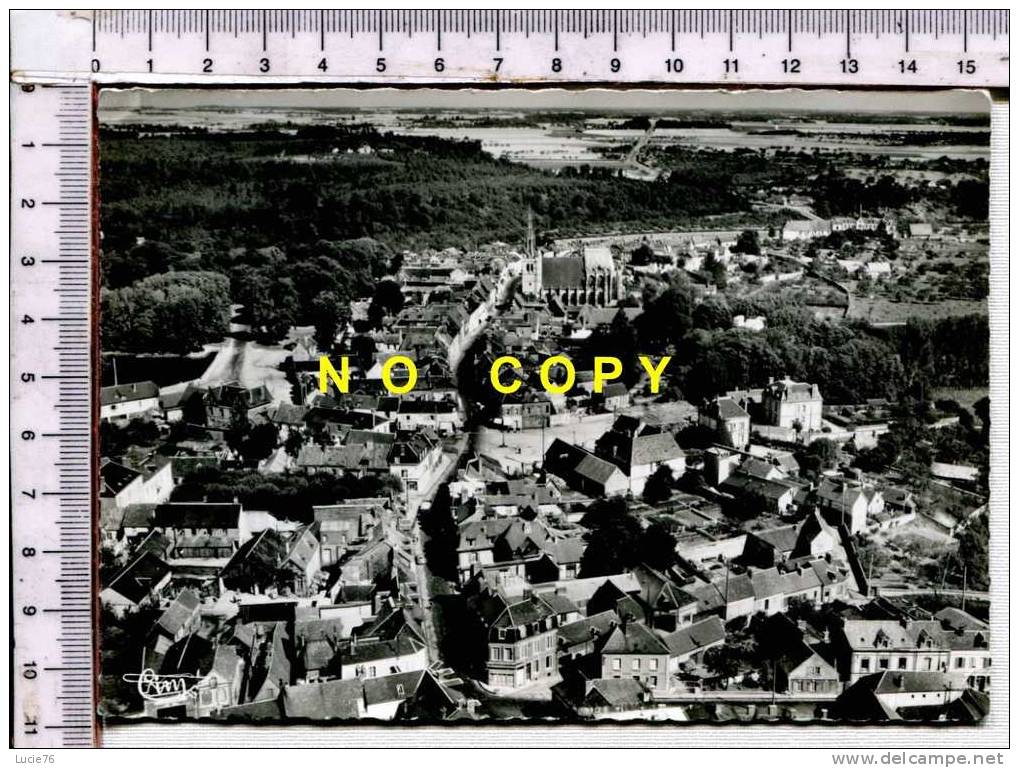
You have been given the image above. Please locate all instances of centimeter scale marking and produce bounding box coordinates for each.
[11,82,96,748]
[6,7,1009,749]
[10,10,1010,86]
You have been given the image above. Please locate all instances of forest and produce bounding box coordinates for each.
[99,123,750,259]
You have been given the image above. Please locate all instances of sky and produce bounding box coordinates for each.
[100,86,990,115]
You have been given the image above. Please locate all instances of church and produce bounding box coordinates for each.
[520,214,623,308]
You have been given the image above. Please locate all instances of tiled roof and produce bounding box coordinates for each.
[362,670,425,706]
[155,588,200,636]
[282,678,364,720]
[100,380,159,406]
[105,552,170,605]
[541,256,586,288]
[661,616,725,657]
[702,396,750,421]
[100,458,142,496]
[598,622,669,656]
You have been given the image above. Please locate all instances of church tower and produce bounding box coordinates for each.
[521,208,542,297]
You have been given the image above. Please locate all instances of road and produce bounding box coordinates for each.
[407,268,515,664]
[621,118,660,180]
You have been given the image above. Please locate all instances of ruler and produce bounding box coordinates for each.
[10,81,95,748]
[6,8,1008,749]
[10,10,1010,86]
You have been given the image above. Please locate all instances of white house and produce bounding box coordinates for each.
[100,380,160,423]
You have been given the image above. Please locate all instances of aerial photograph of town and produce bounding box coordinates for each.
[97,88,991,725]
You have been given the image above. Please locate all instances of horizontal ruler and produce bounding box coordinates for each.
[10,82,96,748]
[11,9,1010,87]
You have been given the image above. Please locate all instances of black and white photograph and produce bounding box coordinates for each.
[94,86,993,727]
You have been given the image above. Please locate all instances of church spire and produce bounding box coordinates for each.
[526,208,535,258]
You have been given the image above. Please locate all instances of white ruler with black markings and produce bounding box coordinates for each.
[6,7,1009,749]
[10,9,1010,86]
[10,81,96,748]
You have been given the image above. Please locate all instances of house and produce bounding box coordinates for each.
[313,499,384,566]
[189,644,246,718]
[544,438,629,497]
[595,417,686,496]
[661,616,726,671]
[782,220,832,241]
[100,380,160,423]
[776,642,841,695]
[159,383,201,423]
[631,564,698,631]
[838,671,964,721]
[338,635,428,680]
[719,471,800,515]
[457,517,515,584]
[742,511,838,567]
[498,389,552,430]
[395,397,463,435]
[597,620,671,694]
[149,588,202,655]
[100,552,172,616]
[142,632,216,718]
[100,458,174,548]
[761,377,823,431]
[817,478,883,534]
[240,621,292,705]
[354,601,428,648]
[836,619,952,683]
[320,585,377,629]
[388,431,444,495]
[598,382,631,412]
[203,381,273,430]
[907,222,935,239]
[362,670,427,720]
[557,611,623,659]
[467,573,574,690]
[338,539,393,584]
[220,526,321,596]
[295,617,345,682]
[686,571,756,621]
[282,677,365,720]
[100,457,174,511]
[699,397,752,450]
[553,678,659,721]
[152,502,241,559]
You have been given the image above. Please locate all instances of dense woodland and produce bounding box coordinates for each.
[100,121,988,355]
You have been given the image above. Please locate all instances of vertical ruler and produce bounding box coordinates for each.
[11,82,96,748]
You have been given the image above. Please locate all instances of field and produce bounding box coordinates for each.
[849,296,987,324]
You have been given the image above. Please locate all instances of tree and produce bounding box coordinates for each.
[636,282,695,350]
[637,521,678,570]
[284,429,306,458]
[692,297,733,331]
[807,437,839,469]
[955,512,989,591]
[732,229,761,256]
[101,271,232,354]
[703,644,743,688]
[310,291,351,352]
[630,243,656,266]
[237,422,279,466]
[579,498,643,577]
[642,465,675,504]
[368,279,405,328]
